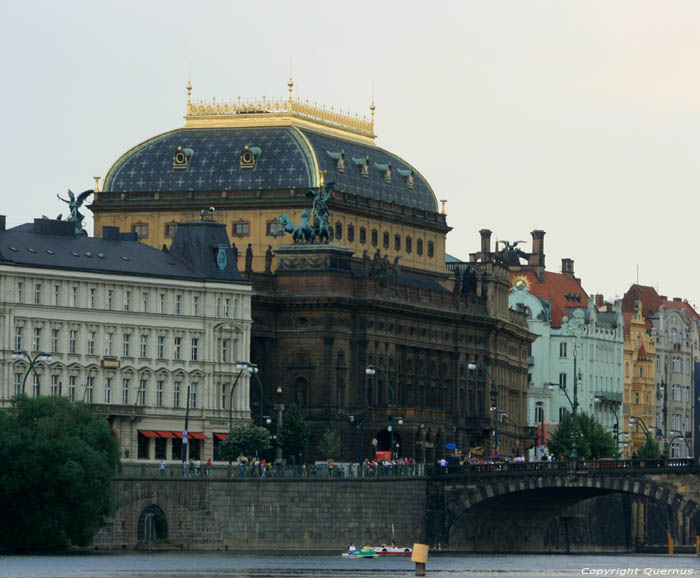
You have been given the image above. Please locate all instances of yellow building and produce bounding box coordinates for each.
[91,80,449,280]
[622,299,656,456]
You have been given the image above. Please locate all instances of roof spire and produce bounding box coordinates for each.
[288,76,294,103]
[186,79,192,114]
[370,99,376,131]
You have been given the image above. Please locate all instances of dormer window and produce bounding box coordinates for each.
[240,145,261,169]
[173,146,193,170]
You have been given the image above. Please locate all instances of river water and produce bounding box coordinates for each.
[0,553,697,578]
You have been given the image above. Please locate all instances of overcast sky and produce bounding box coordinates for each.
[2,1,699,306]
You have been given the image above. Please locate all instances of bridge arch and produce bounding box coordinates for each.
[138,504,168,542]
[440,472,700,552]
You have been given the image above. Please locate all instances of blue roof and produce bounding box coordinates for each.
[103,126,437,212]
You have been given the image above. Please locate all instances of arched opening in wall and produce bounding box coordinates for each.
[293,376,308,408]
[138,504,168,543]
[375,427,402,455]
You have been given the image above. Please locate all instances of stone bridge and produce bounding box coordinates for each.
[94,459,699,552]
[427,459,700,552]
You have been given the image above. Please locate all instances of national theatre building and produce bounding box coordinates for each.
[90,81,535,462]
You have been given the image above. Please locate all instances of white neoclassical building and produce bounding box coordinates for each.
[0,216,253,462]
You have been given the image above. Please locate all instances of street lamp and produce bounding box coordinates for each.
[365,365,402,459]
[628,415,664,457]
[231,361,264,426]
[669,431,692,458]
[274,386,284,461]
[547,348,581,459]
[594,395,621,455]
[467,360,499,458]
[228,361,252,432]
[12,349,52,395]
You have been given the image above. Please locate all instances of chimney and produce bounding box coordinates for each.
[529,230,545,267]
[479,229,492,260]
[673,297,682,302]
[561,258,574,278]
[0,216,5,231]
[102,226,121,241]
[595,294,605,308]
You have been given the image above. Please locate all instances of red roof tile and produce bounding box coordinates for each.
[510,271,588,328]
[622,284,699,324]
[637,344,648,358]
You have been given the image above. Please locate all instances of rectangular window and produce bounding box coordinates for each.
[359,227,366,245]
[559,373,567,389]
[159,294,166,314]
[174,337,181,360]
[371,229,378,246]
[175,295,182,315]
[222,339,230,362]
[266,220,283,236]
[174,381,181,407]
[405,236,412,254]
[105,377,112,404]
[33,327,41,351]
[105,332,113,356]
[86,376,94,404]
[165,223,178,238]
[417,239,424,256]
[122,379,130,405]
[124,291,131,311]
[88,331,96,355]
[156,380,164,407]
[107,289,113,310]
[51,375,60,396]
[191,338,199,361]
[68,375,76,403]
[560,342,567,357]
[15,326,23,351]
[138,379,147,405]
[54,285,60,306]
[89,288,96,309]
[123,333,131,357]
[534,404,544,423]
[132,223,148,238]
[17,281,23,303]
[224,299,230,318]
[69,329,77,354]
[14,373,22,397]
[193,295,199,316]
[233,221,250,236]
[157,336,165,359]
[32,373,40,397]
[34,283,42,305]
[51,328,59,353]
[191,383,198,409]
[428,240,435,258]
[559,406,567,421]
[140,334,148,358]
[142,292,149,312]
[221,383,227,409]
[72,287,79,308]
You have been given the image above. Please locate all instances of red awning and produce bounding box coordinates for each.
[156,430,176,438]
[172,431,184,438]
[188,432,209,440]
[138,430,159,438]
[214,432,229,440]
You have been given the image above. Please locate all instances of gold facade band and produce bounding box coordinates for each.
[186,97,375,139]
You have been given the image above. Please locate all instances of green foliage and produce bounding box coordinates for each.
[277,404,309,461]
[318,428,342,460]
[0,395,119,551]
[547,411,616,460]
[219,423,271,462]
[636,434,661,460]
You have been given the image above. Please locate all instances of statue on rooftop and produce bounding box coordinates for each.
[56,189,93,236]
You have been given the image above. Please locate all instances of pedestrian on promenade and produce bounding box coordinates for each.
[159,460,166,476]
[206,459,212,476]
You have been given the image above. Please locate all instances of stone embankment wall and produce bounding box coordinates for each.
[93,477,427,550]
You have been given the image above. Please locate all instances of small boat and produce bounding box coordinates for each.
[374,546,412,556]
[342,547,379,558]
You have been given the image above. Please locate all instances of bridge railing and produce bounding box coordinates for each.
[428,458,697,477]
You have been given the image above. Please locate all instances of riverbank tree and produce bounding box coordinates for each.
[0,396,119,551]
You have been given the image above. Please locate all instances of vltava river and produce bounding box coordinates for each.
[0,552,697,578]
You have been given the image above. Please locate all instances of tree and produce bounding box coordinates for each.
[636,434,661,460]
[0,396,119,551]
[219,424,271,462]
[277,404,309,462]
[547,411,616,460]
[318,428,342,460]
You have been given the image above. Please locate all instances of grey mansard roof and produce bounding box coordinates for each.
[0,219,246,284]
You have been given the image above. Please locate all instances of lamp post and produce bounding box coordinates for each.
[628,415,663,457]
[365,365,402,458]
[274,386,284,461]
[467,360,499,458]
[594,395,621,455]
[12,349,52,395]
[547,349,581,459]
[668,431,692,458]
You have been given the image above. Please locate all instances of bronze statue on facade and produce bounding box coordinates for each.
[274,182,335,244]
[56,189,93,236]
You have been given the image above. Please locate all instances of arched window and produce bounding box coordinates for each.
[293,376,308,407]
[405,236,412,254]
[347,224,355,242]
[427,240,434,258]
[417,239,424,256]
[371,229,378,247]
[383,231,390,249]
[394,234,401,251]
[335,221,343,240]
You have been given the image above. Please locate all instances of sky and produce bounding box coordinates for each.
[1,1,699,306]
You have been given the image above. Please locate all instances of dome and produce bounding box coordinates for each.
[103,94,438,213]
